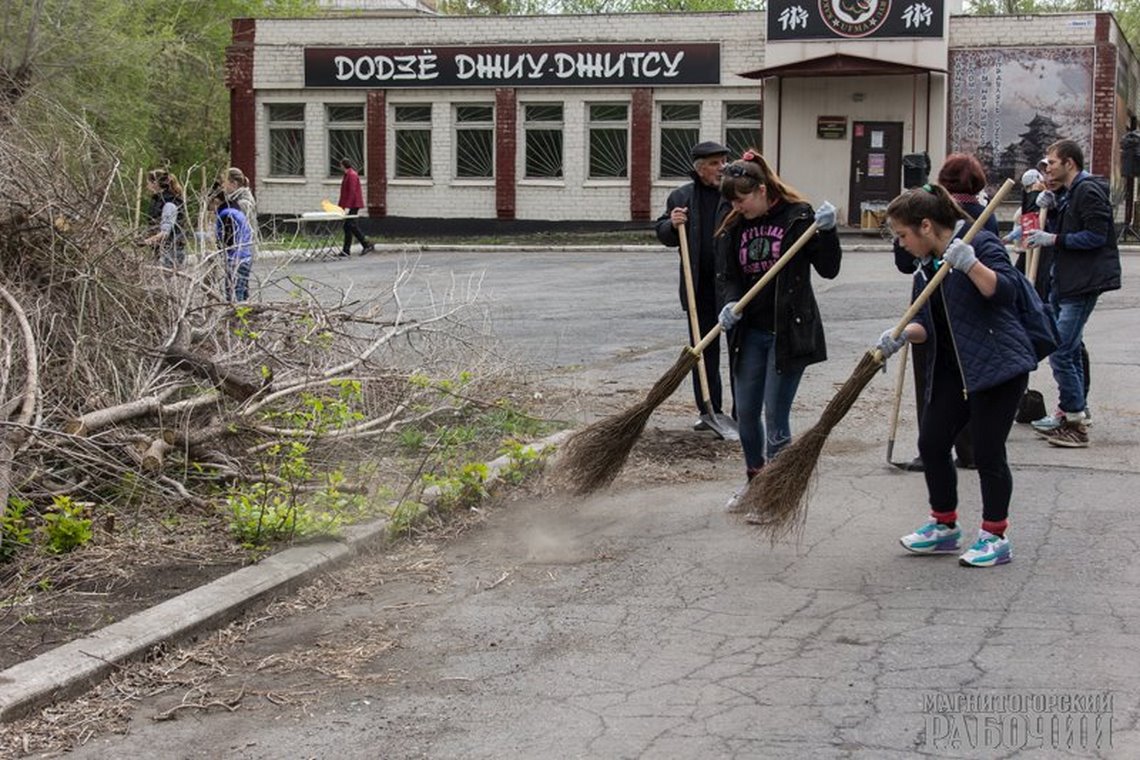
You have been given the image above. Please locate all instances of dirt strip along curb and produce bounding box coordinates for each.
[0,431,570,723]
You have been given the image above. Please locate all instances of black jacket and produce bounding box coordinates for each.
[717,200,842,372]
[1052,173,1121,299]
[655,174,728,311]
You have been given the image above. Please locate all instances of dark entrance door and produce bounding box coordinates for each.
[847,121,904,227]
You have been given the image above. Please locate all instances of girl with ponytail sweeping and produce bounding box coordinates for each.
[715,150,841,511]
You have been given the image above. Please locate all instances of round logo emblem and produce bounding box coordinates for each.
[819,0,891,37]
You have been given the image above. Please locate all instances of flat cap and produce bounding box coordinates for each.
[690,140,730,160]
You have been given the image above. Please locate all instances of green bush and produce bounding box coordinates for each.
[41,496,94,555]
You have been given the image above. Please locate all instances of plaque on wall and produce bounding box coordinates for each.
[817,115,847,139]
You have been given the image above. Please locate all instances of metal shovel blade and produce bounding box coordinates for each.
[704,412,740,442]
[887,439,909,470]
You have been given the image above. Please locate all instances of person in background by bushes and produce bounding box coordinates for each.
[878,183,1036,568]
[212,189,254,302]
[221,167,257,253]
[338,158,374,257]
[143,169,188,269]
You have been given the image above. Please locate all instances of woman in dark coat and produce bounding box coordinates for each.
[877,183,1037,568]
[715,150,841,509]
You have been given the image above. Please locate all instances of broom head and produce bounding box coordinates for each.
[551,347,699,494]
[737,350,884,540]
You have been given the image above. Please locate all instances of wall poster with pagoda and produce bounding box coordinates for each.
[948,47,1093,195]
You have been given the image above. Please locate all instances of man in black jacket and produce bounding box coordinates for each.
[1026,139,1122,448]
[655,141,732,431]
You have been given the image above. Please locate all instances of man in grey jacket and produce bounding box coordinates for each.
[655,141,733,432]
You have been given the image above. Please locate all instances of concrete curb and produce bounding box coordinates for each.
[0,431,571,724]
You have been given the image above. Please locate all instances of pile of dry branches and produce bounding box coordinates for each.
[0,114,507,566]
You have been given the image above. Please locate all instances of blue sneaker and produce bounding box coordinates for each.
[959,530,1012,567]
[1031,410,1063,434]
[900,521,961,554]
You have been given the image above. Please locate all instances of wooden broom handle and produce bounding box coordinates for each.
[882,178,1016,351]
[1026,205,1048,282]
[678,223,713,407]
[692,220,821,355]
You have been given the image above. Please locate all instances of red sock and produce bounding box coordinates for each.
[982,519,1008,538]
[931,510,957,527]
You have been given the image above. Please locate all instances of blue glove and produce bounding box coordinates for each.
[1035,190,1056,209]
[814,201,837,231]
[719,302,741,332]
[1026,229,1057,248]
[876,328,907,361]
[1003,227,1022,243]
[942,238,978,273]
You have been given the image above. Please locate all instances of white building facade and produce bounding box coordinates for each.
[226,9,1139,230]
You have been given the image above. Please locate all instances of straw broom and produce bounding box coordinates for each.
[738,179,1016,539]
[552,221,821,495]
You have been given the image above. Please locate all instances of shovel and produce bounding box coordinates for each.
[886,340,910,469]
[679,224,739,441]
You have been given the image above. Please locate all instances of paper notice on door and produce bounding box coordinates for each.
[871,130,884,148]
[868,153,886,177]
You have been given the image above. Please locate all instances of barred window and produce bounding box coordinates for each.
[454,104,494,179]
[659,103,701,179]
[588,103,628,179]
[268,103,305,177]
[724,102,763,159]
[524,104,563,179]
[327,104,365,177]
[394,104,432,179]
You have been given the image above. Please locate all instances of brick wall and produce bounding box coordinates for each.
[495,88,517,220]
[366,90,387,216]
[225,19,257,189]
[629,89,652,222]
[948,13,1097,48]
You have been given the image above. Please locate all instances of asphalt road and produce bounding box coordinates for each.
[69,244,1140,759]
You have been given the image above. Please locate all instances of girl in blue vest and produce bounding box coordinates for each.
[876,184,1038,568]
[213,191,254,302]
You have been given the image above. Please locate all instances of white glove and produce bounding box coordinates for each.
[1026,229,1057,248]
[814,201,837,231]
[718,302,741,332]
[942,238,978,273]
[876,328,907,361]
[1035,190,1056,209]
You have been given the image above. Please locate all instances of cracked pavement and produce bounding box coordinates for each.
[68,244,1139,758]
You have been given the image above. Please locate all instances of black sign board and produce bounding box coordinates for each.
[817,115,847,139]
[768,0,943,40]
[304,43,721,88]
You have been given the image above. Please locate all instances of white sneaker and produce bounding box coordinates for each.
[725,489,745,513]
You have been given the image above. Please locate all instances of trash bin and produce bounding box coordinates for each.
[902,152,931,189]
[1121,130,1140,178]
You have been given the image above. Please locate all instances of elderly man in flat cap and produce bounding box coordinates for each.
[655,140,737,437]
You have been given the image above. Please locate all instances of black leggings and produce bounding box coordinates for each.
[343,208,368,251]
[918,361,1027,523]
[911,341,973,463]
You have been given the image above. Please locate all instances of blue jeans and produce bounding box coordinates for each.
[734,328,804,471]
[225,258,252,302]
[1048,292,1098,414]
